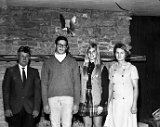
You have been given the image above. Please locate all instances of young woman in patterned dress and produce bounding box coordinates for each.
[79,43,109,127]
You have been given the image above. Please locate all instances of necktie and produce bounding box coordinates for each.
[22,68,26,85]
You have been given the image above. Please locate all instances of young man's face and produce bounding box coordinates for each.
[18,52,30,67]
[55,40,67,54]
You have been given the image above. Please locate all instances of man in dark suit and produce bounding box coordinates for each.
[2,46,41,127]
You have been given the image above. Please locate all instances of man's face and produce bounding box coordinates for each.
[18,52,30,67]
[55,40,67,54]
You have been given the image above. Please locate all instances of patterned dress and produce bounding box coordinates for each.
[79,62,108,117]
[104,62,139,127]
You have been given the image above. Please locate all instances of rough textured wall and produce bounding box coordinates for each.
[0,7,131,55]
[0,6,131,127]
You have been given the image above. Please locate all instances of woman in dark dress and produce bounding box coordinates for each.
[79,43,109,127]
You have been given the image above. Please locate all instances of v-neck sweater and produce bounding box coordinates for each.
[41,54,80,107]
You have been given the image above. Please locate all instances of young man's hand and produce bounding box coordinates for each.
[72,105,79,114]
[44,105,51,114]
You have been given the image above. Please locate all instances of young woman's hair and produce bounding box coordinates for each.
[83,43,101,66]
[113,43,131,60]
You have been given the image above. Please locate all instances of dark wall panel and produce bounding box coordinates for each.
[130,16,160,120]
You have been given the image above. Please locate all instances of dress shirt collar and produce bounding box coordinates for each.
[18,64,28,78]
[18,64,27,70]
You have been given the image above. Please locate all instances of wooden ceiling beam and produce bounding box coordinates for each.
[0,55,146,62]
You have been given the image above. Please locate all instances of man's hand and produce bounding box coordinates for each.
[44,105,51,114]
[72,105,79,114]
[5,109,13,117]
[32,110,39,118]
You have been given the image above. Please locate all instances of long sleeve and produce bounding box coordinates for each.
[2,68,11,111]
[41,61,49,107]
[33,69,41,112]
[99,66,109,107]
[80,66,87,103]
[73,60,81,106]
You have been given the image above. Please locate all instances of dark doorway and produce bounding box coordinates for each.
[130,16,160,120]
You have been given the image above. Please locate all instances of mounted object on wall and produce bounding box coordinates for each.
[59,14,76,36]
[0,0,7,10]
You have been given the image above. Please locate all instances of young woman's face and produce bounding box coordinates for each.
[88,48,97,62]
[55,40,67,54]
[115,48,126,61]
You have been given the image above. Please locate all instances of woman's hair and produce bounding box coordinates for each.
[113,43,131,59]
[83,43,101,66]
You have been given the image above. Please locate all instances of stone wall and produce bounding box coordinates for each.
[0,6,131,126]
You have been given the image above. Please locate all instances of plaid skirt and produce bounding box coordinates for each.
[78,102,108,117]
[78,90,108,117]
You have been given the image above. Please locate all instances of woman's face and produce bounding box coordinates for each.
[115,48,126,61]
[88,48,97,62]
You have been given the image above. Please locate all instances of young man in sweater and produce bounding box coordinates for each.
[41,36,80,127]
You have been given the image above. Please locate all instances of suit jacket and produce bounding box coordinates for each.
[2,64,41,114]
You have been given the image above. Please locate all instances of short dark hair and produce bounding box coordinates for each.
[55,36,69,54]
[113,43,130,59]
[17,46,31,55]
[55,36,68,46]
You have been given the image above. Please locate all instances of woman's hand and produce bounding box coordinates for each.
[97,106,103,115]
[131,105,137,114]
